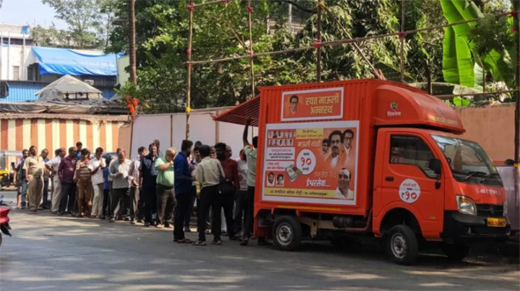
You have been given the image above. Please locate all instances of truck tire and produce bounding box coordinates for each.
[386,225,418,265]
[272,216,302,251]
[442,243,471,261]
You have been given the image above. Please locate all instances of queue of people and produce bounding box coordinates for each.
[12,120,260,247]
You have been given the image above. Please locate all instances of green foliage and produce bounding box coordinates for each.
[42,0,116,49]
[106,0,446,113]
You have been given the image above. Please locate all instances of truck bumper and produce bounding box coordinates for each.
[441,211,510,244]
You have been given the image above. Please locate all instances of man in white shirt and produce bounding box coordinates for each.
[108,149,132,223]
[266,172,275,187]
[47,148,65,214]
[335,168,354,200]
[89,147,105,219]
[234,149,248,236]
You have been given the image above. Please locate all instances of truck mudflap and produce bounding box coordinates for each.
[441,211,510,244]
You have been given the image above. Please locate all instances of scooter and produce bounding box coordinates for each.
[0,200,11,247]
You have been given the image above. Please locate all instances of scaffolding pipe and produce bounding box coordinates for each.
[187,11,510,66]
[247,0,255,99]
[186,3,194,140]
[316,0,322,82]
[400,0,405,83]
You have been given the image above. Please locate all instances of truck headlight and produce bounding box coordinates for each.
[456,195,477,216]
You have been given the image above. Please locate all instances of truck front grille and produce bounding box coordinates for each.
[476,204,504,218]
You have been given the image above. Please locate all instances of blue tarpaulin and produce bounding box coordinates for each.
[31,47,118,76]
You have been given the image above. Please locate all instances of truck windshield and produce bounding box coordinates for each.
[431,135,502,187]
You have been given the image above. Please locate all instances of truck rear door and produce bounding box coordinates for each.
[373,129,444,239]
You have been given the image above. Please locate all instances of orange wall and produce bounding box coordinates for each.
[456,104,518,164]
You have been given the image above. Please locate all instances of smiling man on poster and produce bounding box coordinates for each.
[335,168,354,200]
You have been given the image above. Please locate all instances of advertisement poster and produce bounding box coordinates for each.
[281,87,344,122]
[262,121,359,205]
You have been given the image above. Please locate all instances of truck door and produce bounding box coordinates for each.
[374,131,444,239]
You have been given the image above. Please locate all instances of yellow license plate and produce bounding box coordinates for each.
[487,218,507,228]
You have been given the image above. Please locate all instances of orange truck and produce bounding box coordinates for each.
[214,79,510,265]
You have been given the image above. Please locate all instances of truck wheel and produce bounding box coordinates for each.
[442,243,470,261]
[272,216,302,251]
[386,225,418,265]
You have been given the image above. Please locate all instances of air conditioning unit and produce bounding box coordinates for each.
[84,79,94,85]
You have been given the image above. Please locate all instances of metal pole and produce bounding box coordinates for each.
[247,0,255,99]
[316,0,322,82]
[400,0,405,83]
[186,3,194,140]
[514,0,520,165]
[128,0,137,84]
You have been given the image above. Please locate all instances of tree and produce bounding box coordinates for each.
[106,0,447,113]
[42,0,116,49]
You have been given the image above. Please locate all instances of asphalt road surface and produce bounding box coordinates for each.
[0,191,518,291]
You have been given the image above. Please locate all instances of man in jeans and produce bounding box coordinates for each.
[214,142,239,240]
[173,140,194,243]
[58,147,77,216]
[241,118,257,246]
[16,149,29,209]
[235,149,248,237]
[89,147,105,219]
[155,148,176,229]
[140,143,159,227]
[108,149,132,223]
[129,146,147,224]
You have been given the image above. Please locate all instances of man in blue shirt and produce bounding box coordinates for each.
[173,140,194,243]
[140,143,160,227]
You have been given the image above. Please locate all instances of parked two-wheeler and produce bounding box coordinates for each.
[0,205,11,247]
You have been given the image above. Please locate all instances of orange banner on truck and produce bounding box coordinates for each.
[281,88,344,122]
[262,121,359,206]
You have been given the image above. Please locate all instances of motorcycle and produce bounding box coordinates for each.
[0,204,11,247]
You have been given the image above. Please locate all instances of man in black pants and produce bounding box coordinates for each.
[192,145,224,246]
[58,147,77,215]
[173,140,194,243]
[108,149,131,223]
[140,143,159,227]
[214,142,239,240]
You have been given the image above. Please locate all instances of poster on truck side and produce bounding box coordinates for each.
[262,121,359,206]
[281,87,344,122]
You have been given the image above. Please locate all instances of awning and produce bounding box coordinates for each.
[213,95,260,127]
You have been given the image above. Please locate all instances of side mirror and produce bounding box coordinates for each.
[429,158,442,175]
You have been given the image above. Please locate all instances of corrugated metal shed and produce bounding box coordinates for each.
[2,82,45,102]
[0,81,116,102]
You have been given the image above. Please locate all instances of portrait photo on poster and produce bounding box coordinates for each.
[262,120,359,206]
[281,87,344,122]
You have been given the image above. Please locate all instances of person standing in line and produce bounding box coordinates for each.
[108,149,132,223]
[48,148,65,214]
[234,149,248,237]
[89,147,105,219]
[40,149,51,210]
[58,147,77,216]
[173,140,194,243]
[128,146,147,224]
[76,142,83,159]
[185,145,201,232]
[192,145,225,246]
[101,157,111,219]
[24,146,45,212]
[140,143,159,227]
[215,143,239,240]
[76,148,94,217]
[154,139,163,157]
[241,118,257,246]
[155,148,176,229]
[16,149,29,209]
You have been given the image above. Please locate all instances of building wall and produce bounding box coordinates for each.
[457,104,518,164]
[0,44,32,81]
[0,117,124,157]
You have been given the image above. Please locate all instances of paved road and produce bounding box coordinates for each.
[0,191,518,291]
